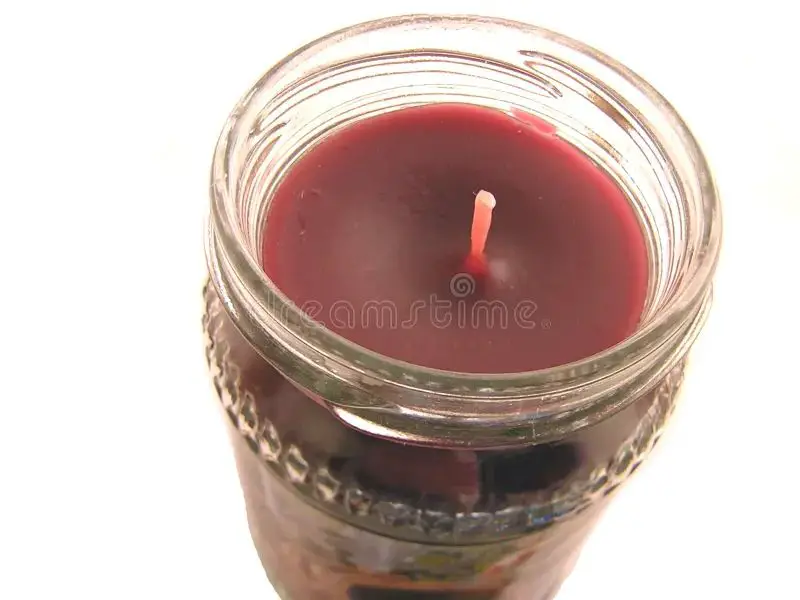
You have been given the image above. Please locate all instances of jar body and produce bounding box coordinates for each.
[204,14,720,600]
[204,283,684,599]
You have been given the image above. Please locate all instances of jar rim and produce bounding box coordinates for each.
[207,14,721,446]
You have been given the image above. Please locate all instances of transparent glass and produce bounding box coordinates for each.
[204,14,721,600]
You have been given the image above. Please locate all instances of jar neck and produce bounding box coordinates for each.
[206,15,721,448]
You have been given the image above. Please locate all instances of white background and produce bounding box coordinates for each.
[1,1,798,598]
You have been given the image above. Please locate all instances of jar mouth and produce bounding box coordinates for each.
[207,14,721,446]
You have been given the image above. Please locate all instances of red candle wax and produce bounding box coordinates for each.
[262,104,648,373]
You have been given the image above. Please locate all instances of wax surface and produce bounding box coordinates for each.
[262,104,648,373]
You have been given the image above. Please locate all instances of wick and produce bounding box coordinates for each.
[468,190,496,272]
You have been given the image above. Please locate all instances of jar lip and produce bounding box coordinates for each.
[208,14,721,440]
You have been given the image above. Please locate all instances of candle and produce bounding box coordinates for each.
[204,15,721,600]
[263,104,648,373]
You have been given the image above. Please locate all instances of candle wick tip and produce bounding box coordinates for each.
[469,189,496,267]
[476,189,496,209]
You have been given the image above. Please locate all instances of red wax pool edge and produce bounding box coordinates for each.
[262,104,648,373]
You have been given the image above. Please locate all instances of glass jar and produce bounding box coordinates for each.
[203,14,721,600]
